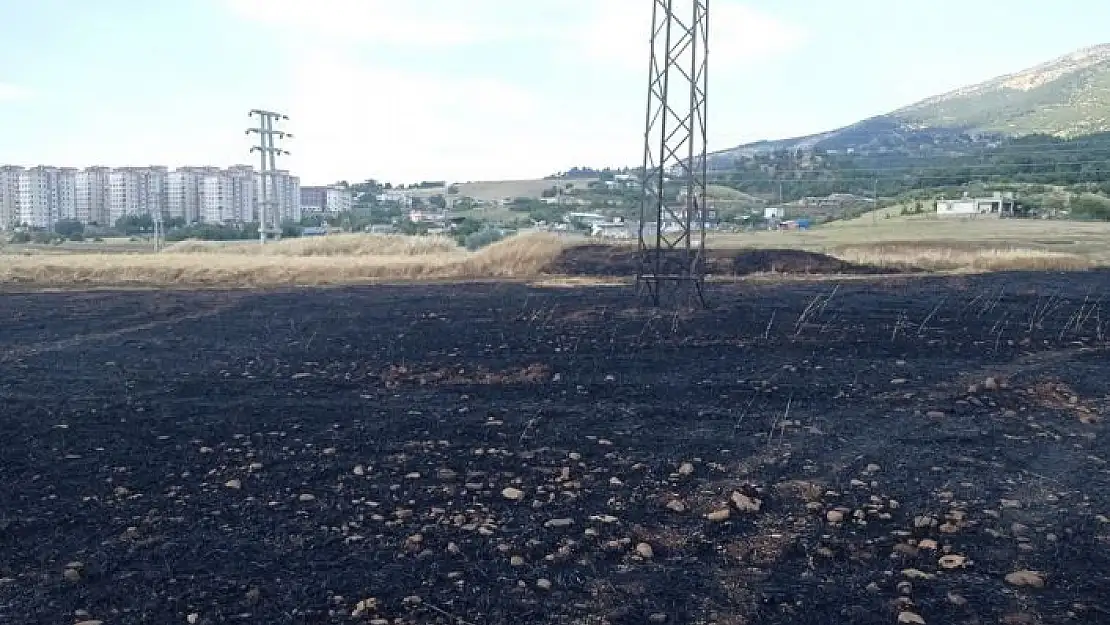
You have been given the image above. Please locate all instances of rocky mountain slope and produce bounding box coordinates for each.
[714,44,1110,162]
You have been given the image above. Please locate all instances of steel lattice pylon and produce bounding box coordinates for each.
[637,0,709,307]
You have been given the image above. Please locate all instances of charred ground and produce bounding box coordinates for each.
[1,273,1109,625]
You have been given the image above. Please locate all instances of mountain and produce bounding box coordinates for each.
[714,44,1110,162]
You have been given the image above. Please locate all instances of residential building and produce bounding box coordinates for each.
[256,169,301,224]
[0,165,23,230]
[375,190,413,208]
[1,163,303,228]
[301,184,353,214]
[18,166,76,229]
[75,167,112,225]
[168,166,217,223]
[936,192,1021,217]
[201,166,255,224]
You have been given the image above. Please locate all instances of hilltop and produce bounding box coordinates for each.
[715,44,1110,161]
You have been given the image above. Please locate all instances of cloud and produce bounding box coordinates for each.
[220,1,807,182]
[570,1,808,70]
[223,0,528,47]
[283,52,559,182]
[0,82,32,102]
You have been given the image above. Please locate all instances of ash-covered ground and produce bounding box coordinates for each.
[1,273,1109,625]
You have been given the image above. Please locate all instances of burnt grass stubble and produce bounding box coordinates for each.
[1,272,1110,625]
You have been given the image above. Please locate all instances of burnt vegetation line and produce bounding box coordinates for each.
[0,273,1109,624]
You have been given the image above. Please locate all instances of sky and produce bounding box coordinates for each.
[2,0,1110,185]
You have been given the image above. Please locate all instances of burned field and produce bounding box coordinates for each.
[2,274,1110,625]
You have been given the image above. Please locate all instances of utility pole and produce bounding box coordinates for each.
[153,207,164,251]
[246,109,292,244]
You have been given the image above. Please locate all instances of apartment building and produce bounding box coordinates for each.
[0,165,22,230]
[256,169,302,224]
[17,166,77,229]
[108,167,168,223]
[168,166,218,223]
[75,167,112,225]
[300,184,353,214]
[201,166,256,224]
[1,163,302,229]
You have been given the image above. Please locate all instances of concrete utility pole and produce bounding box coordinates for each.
[246,109,292,244]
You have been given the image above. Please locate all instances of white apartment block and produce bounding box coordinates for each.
[255,169,302,224]
[1,164,302,229]
[17,166,76,229]
[0,165,23,230]
[202,166,255,224]
[75,166,111,225]
[168,166,218,223]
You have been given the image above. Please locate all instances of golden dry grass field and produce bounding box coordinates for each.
[3,212,1110,288]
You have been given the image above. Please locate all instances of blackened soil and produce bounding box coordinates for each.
[549,245,906,277]
[2,273,1110,625]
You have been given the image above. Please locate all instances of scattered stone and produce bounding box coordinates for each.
[224,479,242,490]
[901,569,934,580]
[706,509,730,522]
[75,621,104,625]
[865,463,882,473]
[939,554,967,569]
[545,518,574,529]
[1005,570,1045,588]
[731,492,762,513]
[898,612,926,625]
[298,493,316,502]
[187,614,200,624]
[665,500,687,513]
[946,592,967,607]
[914,516,936,529]
[926,410,946,419]
[636,543,655,559]
[1001,614,1036,625]
[510,556,525,567]
[353,465,366,476]
[447,542,461,555]
[536,578,553,591]
[826,510,845,524]
[649,614,668,624]
[678,462,695,476]
[62,566,82,583]
[501,487,525,501]
[918,539,938,551]
[984,377,999,391]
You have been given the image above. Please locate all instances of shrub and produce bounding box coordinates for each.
[464,229,506,251]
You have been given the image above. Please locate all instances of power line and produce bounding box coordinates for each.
[246,109,292,245]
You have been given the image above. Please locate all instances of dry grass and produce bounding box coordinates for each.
[710,216,1110,274]
[165,234,461,257]
[830,244,1095,272]
[0,233,571,288]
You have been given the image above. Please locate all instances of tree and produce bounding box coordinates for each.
[54,219,85,238]
[115,214,154,235]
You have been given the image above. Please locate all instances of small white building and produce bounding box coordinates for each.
[936,192,1019,217]
[764,206,786,220]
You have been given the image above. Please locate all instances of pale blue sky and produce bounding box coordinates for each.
[1,0,1108,184]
